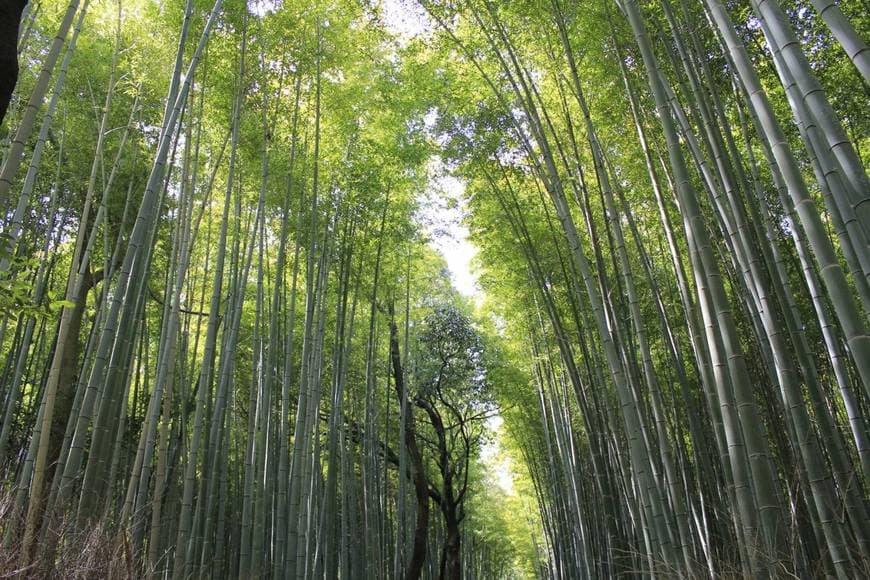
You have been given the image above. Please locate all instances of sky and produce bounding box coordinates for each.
[420,170,481,299]
[377,0,517,495]
[381,0,431,38]
[253,0,514,496]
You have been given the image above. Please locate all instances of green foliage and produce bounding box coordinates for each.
[416,304,488,402]
[0,238,51,320]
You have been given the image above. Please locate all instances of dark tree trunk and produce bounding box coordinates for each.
[0,0,28,126]
[439,508,462,580]
[419,396,463,580]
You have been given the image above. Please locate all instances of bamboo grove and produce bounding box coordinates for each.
[0,0,868,578]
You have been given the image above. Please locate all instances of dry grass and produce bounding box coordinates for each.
[0,512,135,579]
